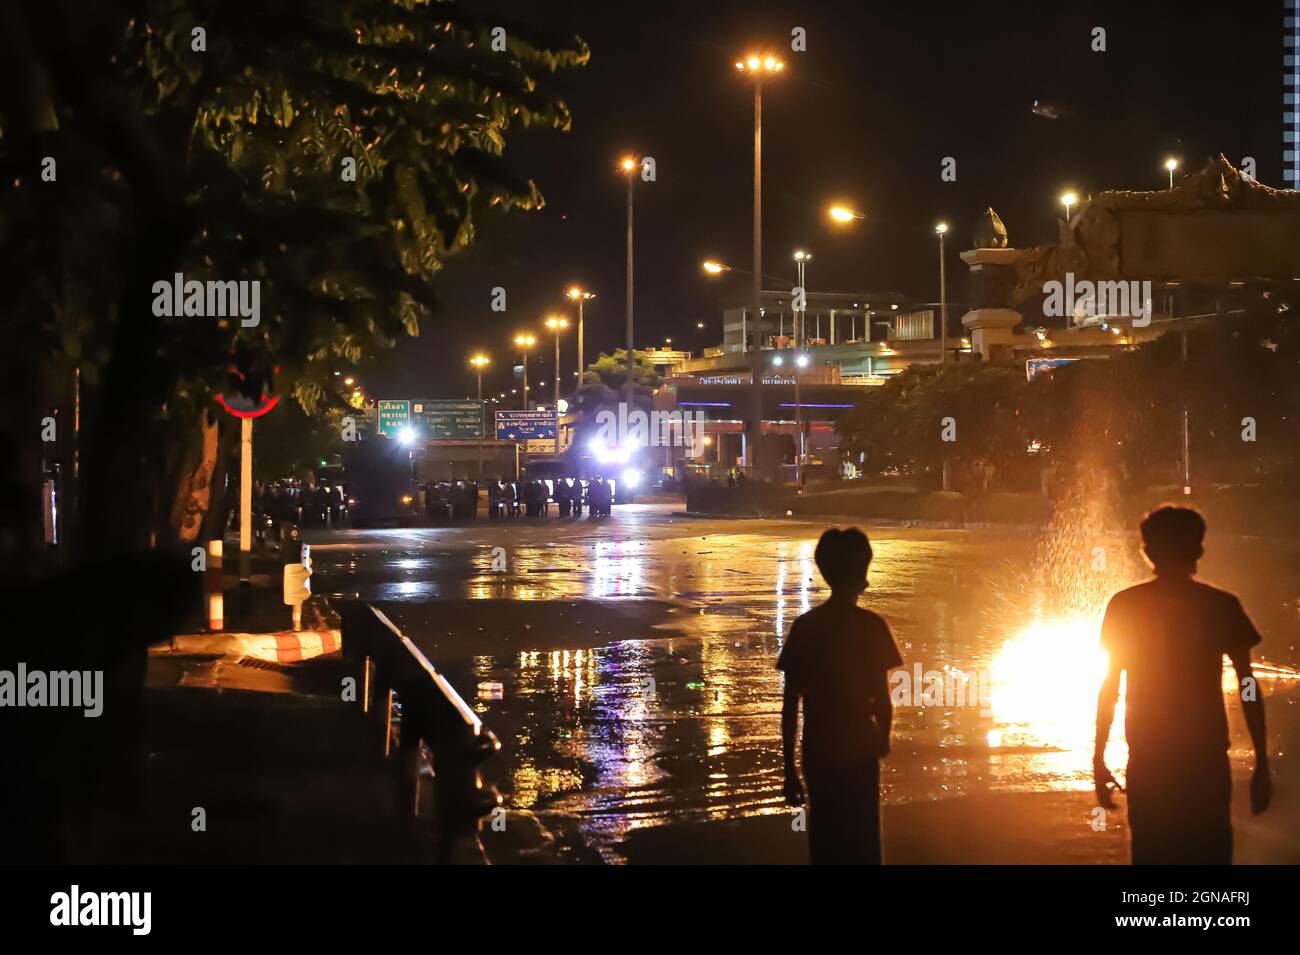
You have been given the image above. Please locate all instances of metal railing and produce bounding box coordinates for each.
[338,601,501,863]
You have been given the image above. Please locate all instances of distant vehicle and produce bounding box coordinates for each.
[341,436,421,527]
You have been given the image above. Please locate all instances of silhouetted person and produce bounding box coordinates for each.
[777,527,902,864]
[1094,506,1271,864]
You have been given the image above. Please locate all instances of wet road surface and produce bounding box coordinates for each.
[306,503,1300,863]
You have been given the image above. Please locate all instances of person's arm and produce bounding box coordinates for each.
[868,671,893,758]
[1228,648,1271,814]
[1093,658,1122,809]
[1094,599,1124,809]
[781,684,804,805]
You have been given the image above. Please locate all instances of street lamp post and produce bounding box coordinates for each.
[513,333,535,410]
[1060,190,1078,222]
[774,352,810,484]
[1164,157,1179,189]
[794,353,809,483]
[793,250,811,347]
[469,354,490,475]
[736,52,784,474]
[544,315,568,408]
[620,156,637,409]
[567,286,594,385]
[935,222,949,364]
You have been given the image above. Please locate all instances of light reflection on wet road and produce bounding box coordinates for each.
[307,504,1300,863]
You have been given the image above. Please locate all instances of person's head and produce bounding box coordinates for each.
[1140,505,1206,576]
[814,527,873,597]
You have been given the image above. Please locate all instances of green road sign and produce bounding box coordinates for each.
[376,400,411,437]
[412,399,485,439]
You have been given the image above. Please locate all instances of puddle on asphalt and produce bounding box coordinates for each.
[311,524,1300,863]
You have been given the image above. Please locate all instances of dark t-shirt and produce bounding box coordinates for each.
[777,602,903,770]
[1100,576,1261,765]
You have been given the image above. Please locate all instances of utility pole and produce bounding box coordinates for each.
[625,163,636,410]
[748,77,765,474]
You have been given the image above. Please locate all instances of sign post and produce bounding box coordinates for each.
[496,410,558,473]
[240,417,252,588]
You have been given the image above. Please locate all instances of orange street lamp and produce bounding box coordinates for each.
[935,222,949,364]
[566,286,595,384]
[544,315,569,407]
[468,354,490,472]
[1060,190,1078,221]
[734,51,786,470]
[1164,157,1179,188]
[619,156,640,406]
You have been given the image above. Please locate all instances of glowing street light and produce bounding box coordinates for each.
[701,260,730,274]
[567,286,595,384]
[1060,190,1078,221]
[1164,157,1179,189]
[828,205,864,222]
[619,156,641,407]
[936,221,950,364]
[468,354,490,474]
[792,249,812,346]
[544,315,569,407]
[734,51,786,471]
[735,54,784,75]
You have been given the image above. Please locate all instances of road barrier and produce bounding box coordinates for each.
[338,601,501,863]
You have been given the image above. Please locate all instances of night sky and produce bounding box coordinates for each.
[373,0,1283,401]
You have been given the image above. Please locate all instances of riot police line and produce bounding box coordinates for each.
[431,476,614,520]
[243,474,618,535]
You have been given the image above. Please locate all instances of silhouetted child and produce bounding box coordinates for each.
[1094,506,1272,864]
[777,527,902,864]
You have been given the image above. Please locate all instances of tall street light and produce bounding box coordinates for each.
[793,250,811,347]
[1060,190,1078,222]
[513,333,536,410]
[469,353,490,474]
[735,51,784,473]
[1164,157,1179,189]
[544,315,569,408]
[620,155,638,409]
[567,286,594,385]
[935,222,949,364]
